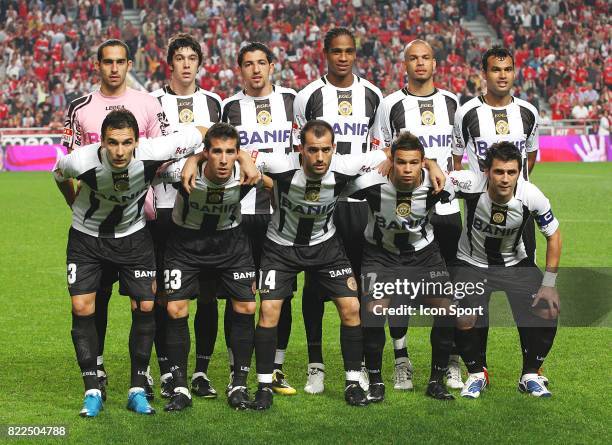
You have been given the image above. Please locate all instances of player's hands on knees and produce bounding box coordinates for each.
[532,286,560,319]
[181,154,201,193]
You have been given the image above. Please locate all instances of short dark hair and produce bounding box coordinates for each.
[323,27,356,52]
[300,120,335,146]
[483,141,522,171]
[101,109,139,141]
[482,46,514,71]
[204,123,240,150]
[167,33,203,67]
[97,39,131,62]
[391,132,425,159]
[237,42,275,66]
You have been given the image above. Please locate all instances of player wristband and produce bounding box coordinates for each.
[541,271,557,287]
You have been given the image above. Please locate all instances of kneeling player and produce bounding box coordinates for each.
[53,110,207,417]
[346,132,457,402]
[448,142,561,398]
[161,123,262,411]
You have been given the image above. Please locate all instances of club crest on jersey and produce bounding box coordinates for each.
[495,120,509,135]
[255,100,273,125]
[112,171,130,192]
[257,110,272,125]
[179,108,194,123]
[304,180,321,202]
[206,188,224,204]
[396,192,412,217]
[178,98,194,123]
[396,202,411,217]
[337,90,353,116]
[421,110,436,126]
[490,204,508,226]
[418,100,436,126]
[338,100,353,116]
[492,109,510,135]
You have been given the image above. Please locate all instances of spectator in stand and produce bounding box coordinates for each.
[0,0,607,129]
[571,100,590,121]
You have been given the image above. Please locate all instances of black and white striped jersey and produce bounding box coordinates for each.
[294,74,383,154]
[448,170,559,267]
[452,96,539,182]
[161,161,252,232]
[344,169,453,254]
[150,85,222,209]
[376,87,460,215]
[222,85,296,215]
[53,128,203,238]
[254,150,387,246]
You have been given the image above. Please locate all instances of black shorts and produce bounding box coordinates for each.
[259,235,358,301]
[66,227,156,300]
[361,241,452,301]
[360,242,452,327]
[147,208,173,292]
[333,200,369,274]
[431,211,462,263]
[449,258,552,327]
[304,200,368,301]
[163,224,256,302]
[242,213,297,296]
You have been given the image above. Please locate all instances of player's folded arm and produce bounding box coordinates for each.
[136,126,204,161]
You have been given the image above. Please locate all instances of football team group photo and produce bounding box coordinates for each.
[0,1,609,443]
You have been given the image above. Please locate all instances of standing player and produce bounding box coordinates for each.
[181,121,446,409]
[293,27,384,393]
[221,42,297,396]
[447,143,560,399]
[54,110,206,417]
[160,123,261,412]
[345,132,460,403]
[377,39,463,391]
[452,47,540,380]
[62,39,169,400]
[150,33,222,399]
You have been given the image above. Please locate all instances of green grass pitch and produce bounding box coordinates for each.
[0,163,610,444]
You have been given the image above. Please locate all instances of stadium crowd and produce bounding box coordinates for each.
[0,0,609,129]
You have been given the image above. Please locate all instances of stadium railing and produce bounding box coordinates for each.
[539,120,599,136]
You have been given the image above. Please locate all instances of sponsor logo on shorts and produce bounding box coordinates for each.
[233,271,256,280]
[329,267,352,278]
[429,270,450,279]
[135,270,156,278]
